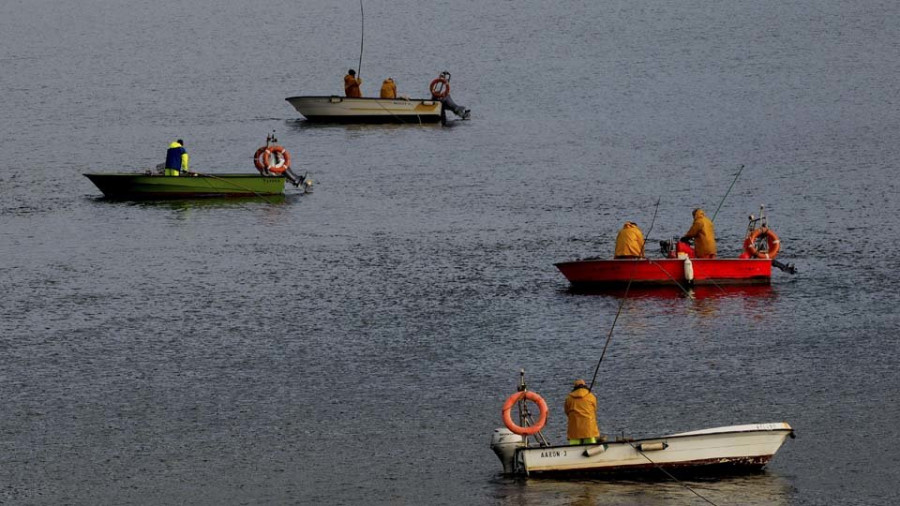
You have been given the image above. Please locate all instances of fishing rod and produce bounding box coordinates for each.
[711,164,745,223]
[588,197,661,392]
[639,197,661,258]
[358,0,364,78]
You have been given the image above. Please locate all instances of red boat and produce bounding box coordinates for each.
[556,208,796,288]
[555,257,772,287]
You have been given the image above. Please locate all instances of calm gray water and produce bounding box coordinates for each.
[2,0,899,504]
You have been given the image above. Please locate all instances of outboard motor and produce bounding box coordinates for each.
[284,167,313,192]
[430,71,470,121]
[490,427,524,474]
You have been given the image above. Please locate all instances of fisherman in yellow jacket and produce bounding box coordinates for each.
[164,139,189,176]
[681,208,717,258]
[344,69,362,98]
[565,379,600,445]
[380,77,397,99]
[614,221,645,259]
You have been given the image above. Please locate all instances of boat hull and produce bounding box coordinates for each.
[285,96,443,123]
[555,258,772,286]
[84,173,286,199]
[516,423,793,477]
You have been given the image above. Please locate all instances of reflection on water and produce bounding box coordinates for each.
[566,284,776,301]
[495,473,792,506]
[285,118,444,132]
[90,194,297,209]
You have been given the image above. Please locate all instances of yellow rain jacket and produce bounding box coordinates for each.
[565,387,600,440]
[614,221,645,258]
[164,141,189,176]
[344,74,362,97]
[683,209,717,258]
[380,78,397,99]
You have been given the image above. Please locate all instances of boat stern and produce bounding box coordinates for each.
[490,427,525,474]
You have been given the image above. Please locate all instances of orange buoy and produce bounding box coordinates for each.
[501,390,548,436]
[429,77,449,99]
[743,227,781,259]
[254,145,291,175]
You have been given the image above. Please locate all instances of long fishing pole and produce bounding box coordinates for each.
[588,197,660,391]
[640,197,661,257]
[711,164,745,222]
[357,0,364,77]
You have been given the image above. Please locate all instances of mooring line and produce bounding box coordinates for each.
[629,444,720,506]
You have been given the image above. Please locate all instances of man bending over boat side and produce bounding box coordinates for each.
[680,208,717,258]
[614,221,645,259]
[164,139,189,176]
[380,77,397,99]
[565,379,602,445]
[344,69,362,98]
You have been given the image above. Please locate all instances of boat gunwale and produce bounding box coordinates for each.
[285,95,439,103]
[555,258,775,267]
[515,425,794,453]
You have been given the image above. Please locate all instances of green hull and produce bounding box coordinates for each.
[84,173,286,199]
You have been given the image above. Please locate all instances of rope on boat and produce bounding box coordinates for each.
[628,443,720,506]
[189,172,282,205]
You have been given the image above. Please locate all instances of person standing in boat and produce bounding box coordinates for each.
[565,379,601,445]
[344,69,362,98]
[614,221,645,259]
[380,77,397,99]
[164,139,189,176]
[680,208,717,258]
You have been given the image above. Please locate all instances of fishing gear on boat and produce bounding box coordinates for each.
[253,131,310,189]
[588,196,664,390]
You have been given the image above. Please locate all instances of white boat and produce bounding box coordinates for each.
[491,422,794,477]
[286,71,470,124]
[285,96,445,124]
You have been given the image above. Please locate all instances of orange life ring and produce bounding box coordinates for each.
[254,145,291,175]
[743,227,781,259]
[502,390,548,436]
[429,77,449,99]
[253,147,268,172]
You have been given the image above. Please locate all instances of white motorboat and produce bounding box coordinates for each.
[491,422,794,477]
[285,96,445,123]
[285,71,470,124]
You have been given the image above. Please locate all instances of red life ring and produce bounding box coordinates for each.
[254,145,291,175]
[743,227,781,259]
[429,77,449,99]
[502,390,548,436]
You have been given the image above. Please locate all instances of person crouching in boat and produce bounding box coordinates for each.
[680,208,717,258]
[164,139,189,176]
[614,221,645,259]
[380,77,397,99]
[344,69,362,98]
[565,379,602,445]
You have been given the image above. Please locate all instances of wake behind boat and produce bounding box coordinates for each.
[286,71,470,124]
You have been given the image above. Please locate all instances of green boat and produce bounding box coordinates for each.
[84,172,293,199]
